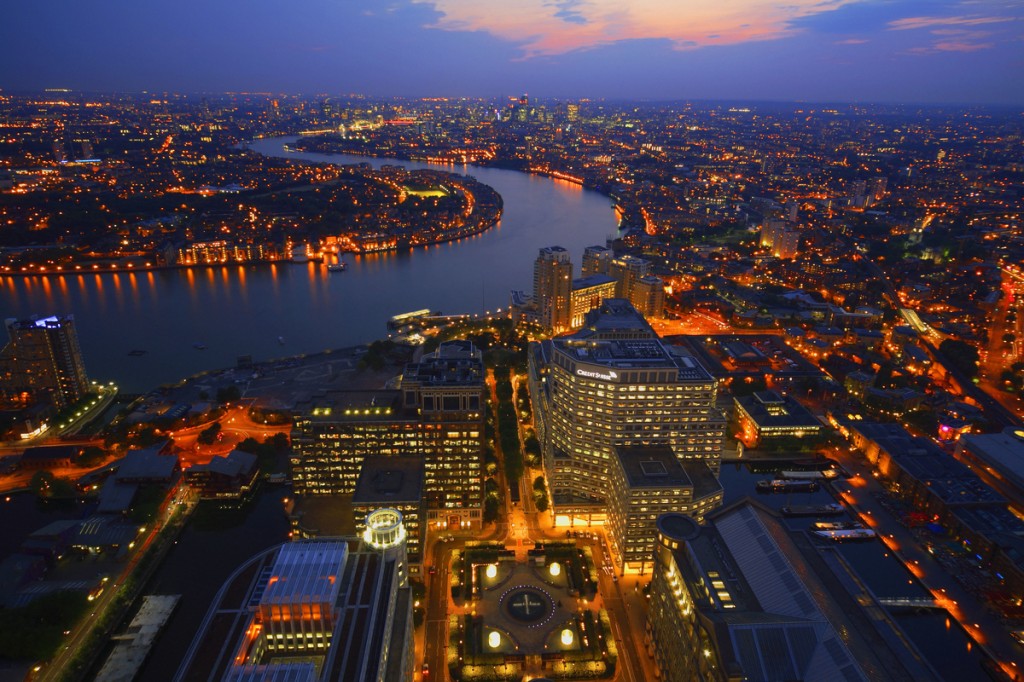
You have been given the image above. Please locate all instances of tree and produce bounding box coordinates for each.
[216,385,241,404]
[29,470,55,497]
[523,435,541,466]
[938,339,980,379]
[76,446,106,468]
[197,422,222,445]
[483,496,500,524]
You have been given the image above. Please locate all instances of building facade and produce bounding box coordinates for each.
[648,505,880,682]
[528,299,725,524]
[1,315,89,410]
[607,446,723,574]
[533,246,573,333]
[291,342,484,530]
[178,536,414,682]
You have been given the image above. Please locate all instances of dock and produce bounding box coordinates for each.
[95,594,180,682]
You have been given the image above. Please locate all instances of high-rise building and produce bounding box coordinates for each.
[528,299,725,524]
[291,341,484,530]
[352,455,425,569]
[760,220,801,259]
[569,274,616,329]
[630,274,666,319]
[608,254,665,318]
[1,315,89,410]
[176,537,414,682]
[581,244,613,276]
[533,246,573,333]
[607,446,722,574]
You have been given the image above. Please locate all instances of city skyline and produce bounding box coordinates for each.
[2,0,1023,105]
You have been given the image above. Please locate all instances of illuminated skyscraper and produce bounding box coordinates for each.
[528,300,725,524]
[1,315,89,409]
[533,246,573,333]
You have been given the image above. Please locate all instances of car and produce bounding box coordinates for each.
[428,566,436,574]
[422,663,430,676]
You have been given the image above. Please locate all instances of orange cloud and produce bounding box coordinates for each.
[413,0,857,56]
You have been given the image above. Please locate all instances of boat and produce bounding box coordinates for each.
[193,342,207,350]
[812,528,877,542]
[780,504,844,517]
[780,470,839,480]
[327,261,346,272]
[278,336,285,345]
[812,520,864,530]
[756,479,819,493]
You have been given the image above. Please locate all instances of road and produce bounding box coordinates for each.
[37,486,195,681]
[416,369,653,681]
[171,404,290,469]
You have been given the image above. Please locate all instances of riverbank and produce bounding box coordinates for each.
[0,159,504,279]
[293,135,644,232]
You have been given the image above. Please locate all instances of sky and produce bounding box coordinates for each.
[1,0,1022,104]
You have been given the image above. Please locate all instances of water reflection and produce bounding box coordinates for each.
[0,137,618,392]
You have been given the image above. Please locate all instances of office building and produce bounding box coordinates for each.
[569,274,617,329]
[177,536,413,682]
[528,299,725,524]
[1,315,89,410]
[291,341,484,530]
[647,503,930,682]
[607,446,722,574]
[733,390,822,447]
[533,246,573,333]
[352,456,424,569]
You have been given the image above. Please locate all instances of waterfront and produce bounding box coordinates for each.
[0,136,618,392]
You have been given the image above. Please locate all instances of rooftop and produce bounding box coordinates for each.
[352,456,423,505]
[958,428,1024,490]
[572,273,616,291]
[260,542,348,607]
[615,446,722,500]
[735,390,821,429]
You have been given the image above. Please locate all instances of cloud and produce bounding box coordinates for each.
[835,38,869,44]
[412,0,859,56]
[888,11,1017,53]
[546,0,589,25]
[888,14,1014,31]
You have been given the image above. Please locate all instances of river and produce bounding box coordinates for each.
[0,136,619,392]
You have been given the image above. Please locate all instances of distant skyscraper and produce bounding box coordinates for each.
[533,246,573,333]
[51,140,66,164]
[609,254,665,318]
[1,315,89,410]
